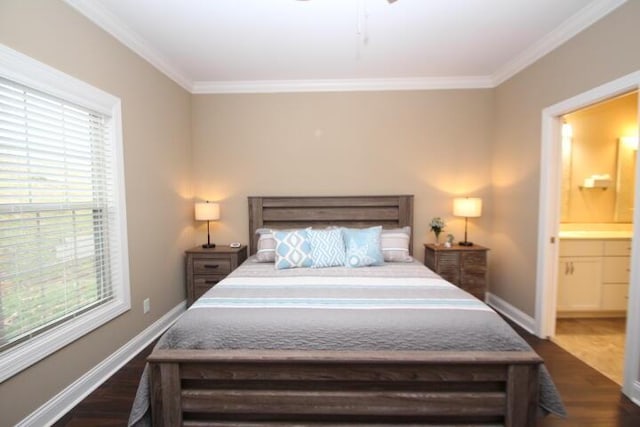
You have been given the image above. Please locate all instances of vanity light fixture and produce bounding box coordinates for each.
[621,135,639,151]
[195,201,220,248]
[453,197,482,247]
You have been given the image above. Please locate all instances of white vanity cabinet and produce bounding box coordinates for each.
[557,240,603,312]
[601,240,632,310]
[557,238,631,316]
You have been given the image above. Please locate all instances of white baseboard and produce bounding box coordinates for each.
[17,301,186,427]
[632,381,640,407]
[486,292,536,334]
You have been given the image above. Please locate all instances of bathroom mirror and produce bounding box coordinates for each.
[615,137,637,222]
[560,91,637,224]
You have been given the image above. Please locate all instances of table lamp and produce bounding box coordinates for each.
[453,197,482,246]
[195,201,220,248]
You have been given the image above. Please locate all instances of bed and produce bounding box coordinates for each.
[131,195,564,426]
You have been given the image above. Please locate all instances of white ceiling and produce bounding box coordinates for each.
[64,0,627,93]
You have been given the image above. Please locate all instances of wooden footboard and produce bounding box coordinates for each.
[148,349,542,426]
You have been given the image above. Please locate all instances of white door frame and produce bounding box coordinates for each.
[534,70,640,403]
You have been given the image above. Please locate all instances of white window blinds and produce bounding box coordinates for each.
[0,76,119,352]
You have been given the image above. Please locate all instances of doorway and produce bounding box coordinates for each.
[535,71,640,404]
[552,92,636,385]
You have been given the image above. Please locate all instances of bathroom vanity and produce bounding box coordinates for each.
[557,233,632,317]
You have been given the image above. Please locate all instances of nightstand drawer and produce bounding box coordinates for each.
[193,258,231,274]
[437,252,460,272]
[194,274,226,299]
[194,274,226,288]
[436,252,460,283]
[461,270,487,300]
[460,285,485,300]
[186,245,248,307]
[424,243,488,301]
[439,272,460,284]
[461,251,487,268]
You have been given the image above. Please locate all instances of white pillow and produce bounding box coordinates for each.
[381,226,412,262]
[255,228,276,262]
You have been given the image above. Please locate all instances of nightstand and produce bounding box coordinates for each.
[185,245,247,306]
[424,243,489,300]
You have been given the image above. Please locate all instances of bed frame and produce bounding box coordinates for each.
[148,195,542,426]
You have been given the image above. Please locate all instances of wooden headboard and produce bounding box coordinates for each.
[248,195,414,255]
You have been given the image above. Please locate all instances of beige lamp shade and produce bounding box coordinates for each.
[453,197,482,218]
[195,202,220,221]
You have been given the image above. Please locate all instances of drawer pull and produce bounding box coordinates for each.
[205,280,219,285]
[204,264,220,269]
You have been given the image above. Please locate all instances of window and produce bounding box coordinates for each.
[0,45,130,381]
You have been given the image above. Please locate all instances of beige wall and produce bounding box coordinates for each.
[192,90,494,258]
[491,1,640,316]
[0,1,193,425]
[1,0,640,423]
[562,92,637,223]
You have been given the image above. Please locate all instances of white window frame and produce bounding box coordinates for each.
[0,43,130,382]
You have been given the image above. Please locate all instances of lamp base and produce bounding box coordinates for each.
[459,241,474,247]
[202,243,216,249]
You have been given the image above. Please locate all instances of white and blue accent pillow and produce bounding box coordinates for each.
[274,229,313,270]
[343,226,384,268]
[308,228,346,268]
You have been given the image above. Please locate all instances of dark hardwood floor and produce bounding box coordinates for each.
[522,327,640,427]
[52,341,156,427]
[52,327,640,426]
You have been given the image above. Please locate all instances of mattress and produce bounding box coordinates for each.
[129,257,565,425]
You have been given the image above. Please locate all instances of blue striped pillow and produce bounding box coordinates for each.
[308,229,346,268]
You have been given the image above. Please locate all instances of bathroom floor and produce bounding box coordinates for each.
[552,317,626,385]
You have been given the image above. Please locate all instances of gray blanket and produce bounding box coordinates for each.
[129,258,565,425]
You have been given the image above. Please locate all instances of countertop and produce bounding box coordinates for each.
[559,230,633,239]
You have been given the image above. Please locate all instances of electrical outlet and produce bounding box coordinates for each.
[143,298,150,314]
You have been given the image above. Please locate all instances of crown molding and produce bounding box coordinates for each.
[63,0,193,92]
[64,0,626,94]
[491,0,627,86]
[191,76,495,94]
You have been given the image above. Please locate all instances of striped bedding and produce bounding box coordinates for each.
[191,276,493,311]
[129,257,565,425]
[194,256,491,311]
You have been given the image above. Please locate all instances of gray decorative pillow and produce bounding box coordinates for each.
[381,226,412,262]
